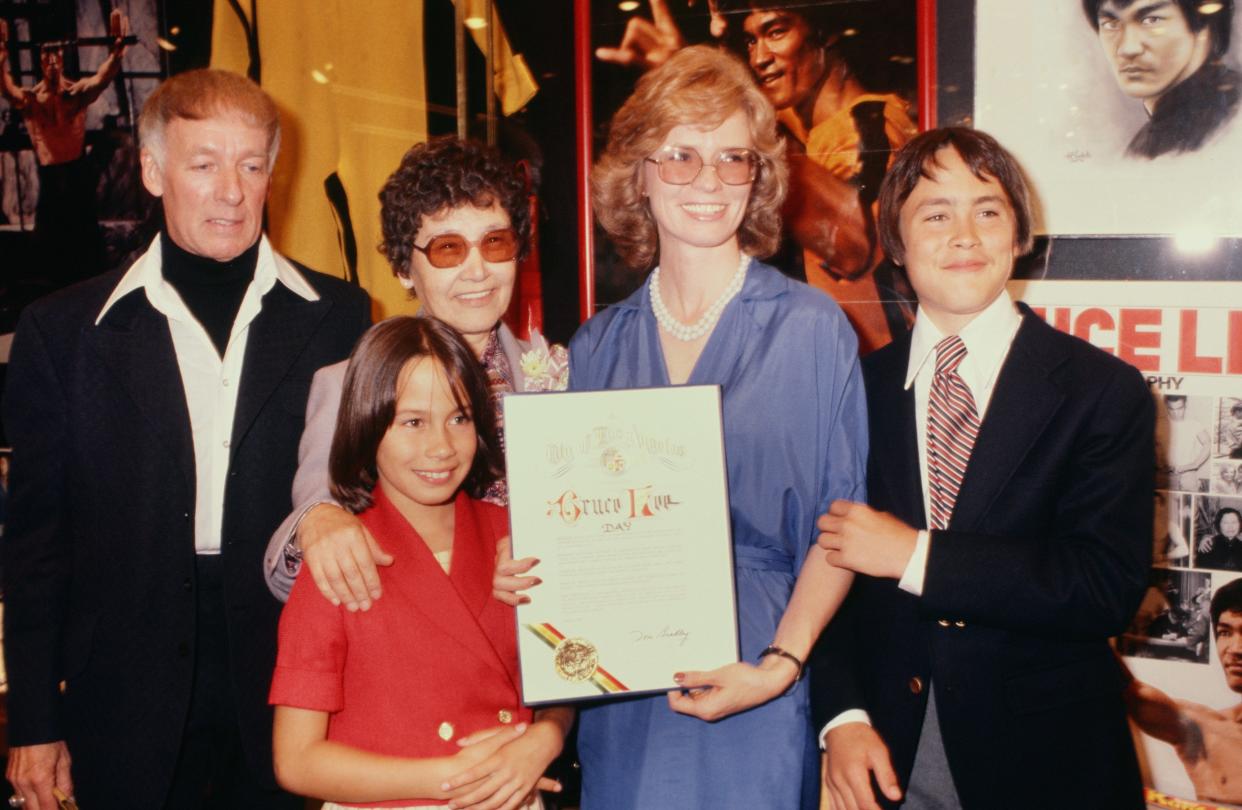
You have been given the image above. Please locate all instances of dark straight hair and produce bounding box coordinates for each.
[329,316,503,513]
[1211,576,1242,627]
[1081,0,1233,57]
[877,127,1035,266]
[1213,507,1242,537]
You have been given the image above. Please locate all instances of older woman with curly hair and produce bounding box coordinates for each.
[565,45,867,808]
[264,136,567,608]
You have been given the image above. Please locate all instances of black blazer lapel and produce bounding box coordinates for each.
[950,314,1069,531]
[92,293,196,496]
[867,336,925,528]
[231,285,333,450]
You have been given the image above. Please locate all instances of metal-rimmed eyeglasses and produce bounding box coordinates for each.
[411,227,520,269]
[644,146,761,186]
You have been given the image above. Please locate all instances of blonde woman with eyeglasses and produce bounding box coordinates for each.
[560,46,867,809]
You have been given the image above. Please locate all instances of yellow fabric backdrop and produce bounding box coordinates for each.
[210,0,536,319]
[457,0,538,117]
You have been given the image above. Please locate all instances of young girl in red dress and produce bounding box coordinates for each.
[270,316,570,810]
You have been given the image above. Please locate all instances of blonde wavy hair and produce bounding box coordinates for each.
[592,45,788,271]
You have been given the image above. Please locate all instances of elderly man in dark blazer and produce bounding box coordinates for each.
[2,70,370,810]
[814,128,1153,810]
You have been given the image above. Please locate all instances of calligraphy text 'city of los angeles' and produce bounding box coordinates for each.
[546,427,687,467]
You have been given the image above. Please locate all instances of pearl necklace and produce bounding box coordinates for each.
[650,252,749,342]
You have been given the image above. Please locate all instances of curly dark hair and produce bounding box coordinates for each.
[1214,507,1242,537]
[379,136,531,279]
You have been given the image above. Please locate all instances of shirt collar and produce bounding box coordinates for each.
[904,289,1021,391]
[96,234,318,325]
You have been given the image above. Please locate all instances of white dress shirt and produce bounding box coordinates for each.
[820,291,1022,745]
[897,290,1023,594]
[96,235,320,554]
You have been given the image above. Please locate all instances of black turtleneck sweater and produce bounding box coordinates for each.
[160,232,260,357]
[1128,59,1241,159]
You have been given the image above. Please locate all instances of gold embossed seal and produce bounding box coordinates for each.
[601,448,626,474]
[553,637,599,682]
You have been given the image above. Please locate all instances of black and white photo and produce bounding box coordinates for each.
[1119,568,1213,663]
[1155,491,1193,566]
[1196,496,1242,571]
[1156,393,1214,492]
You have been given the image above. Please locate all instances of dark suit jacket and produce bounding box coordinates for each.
[813,307,1153,809]
[1,249,370,808]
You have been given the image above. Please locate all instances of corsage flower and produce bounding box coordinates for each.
[520,330,570,392]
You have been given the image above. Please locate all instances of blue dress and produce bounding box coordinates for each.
[568,260,868,809]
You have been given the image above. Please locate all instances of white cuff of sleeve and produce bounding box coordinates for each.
[818,709,872,750]
[897,529,931,596]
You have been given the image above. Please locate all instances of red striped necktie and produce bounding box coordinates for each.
[927,335,981,530]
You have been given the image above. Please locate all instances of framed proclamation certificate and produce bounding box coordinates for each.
[503,385,739,705]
